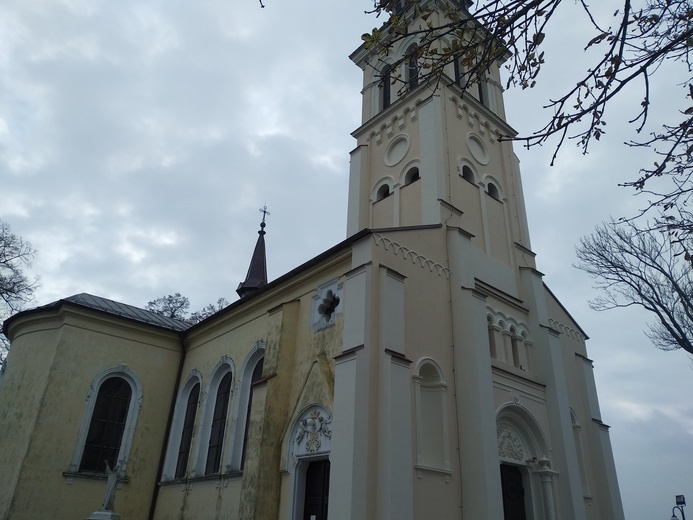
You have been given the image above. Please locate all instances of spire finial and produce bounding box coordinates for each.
[259,205,269,233]
[237,206,270,298]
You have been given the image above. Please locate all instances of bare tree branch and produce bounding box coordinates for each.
[575,220,693,354]
[0,220,39,362]
[364,0,693,235]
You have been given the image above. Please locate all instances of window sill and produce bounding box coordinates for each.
[63,471,130,485]
[159,471,243,486]
[415,465,452,483]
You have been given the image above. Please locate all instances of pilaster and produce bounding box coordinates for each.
[418,95,446,225]
[330,263,375,520]
[518,267,587,520]
[376,267,413,520]
[446,226,504,520]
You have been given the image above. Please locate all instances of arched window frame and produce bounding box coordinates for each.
[371,177,396,203]
[192,357,234,477]
[496,406,553,520]
[228,341,266,471]
[403,165,420,186]
[570,408,592,498]
[405,44,419,91]
[379,62,393,111]
[486,308,531,370]
[161,369,202,481]
[458,160,477,184]
[68,365,143,477]
[413,358,450,473]
[483,174,504,201]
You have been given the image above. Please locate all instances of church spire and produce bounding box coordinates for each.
[236,206,269,299]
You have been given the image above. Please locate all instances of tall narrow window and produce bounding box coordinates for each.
[488,319,498,359]
[407,46,419,90]
[79,377,132,472]
[175,382,200,478]
[478,80,490,108]
[454,55,467,88]
[240,357,264,469]
[380,65,392,110]
[205,372,232,475]
[414,361,449,470]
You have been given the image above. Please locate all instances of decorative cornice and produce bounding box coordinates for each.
[372,233,450,279]
[448,94,505,143]
[548,317,586,343]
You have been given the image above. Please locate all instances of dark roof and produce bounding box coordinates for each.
[237,221,268,298]
[3,293,191,334]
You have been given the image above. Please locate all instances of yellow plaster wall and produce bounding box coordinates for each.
[0,317,60,518]
[154,257,349,520]
[1,308,182,520]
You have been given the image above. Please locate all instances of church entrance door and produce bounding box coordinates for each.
[501,463,527,520]
[303,459,330,520]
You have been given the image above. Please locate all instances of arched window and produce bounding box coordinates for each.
[174,382,200,478]
[487,182,501,201]
[509,327,521,368]
[241,357,264,469]
[376,184,391,201]
[79,377,132,472]
[68,366,143,477]
[380,64,392,110]
[478,81,490,108]
[404,167,420,185]
[487,315,498,359]
[205,371,233,474]
[461,165,475,184]
[161,372,202,481]
[414,360,449,471]
[406,45,419,91]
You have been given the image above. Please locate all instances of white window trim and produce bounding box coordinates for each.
[191,357,234,477]
[228,341,265,470]
[413,358,450,472]
[68,364,143,476]
[161,369,202,481]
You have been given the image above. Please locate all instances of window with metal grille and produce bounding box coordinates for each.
[79,377,131,472]
[175,382,200,478]
[205,372,232,474]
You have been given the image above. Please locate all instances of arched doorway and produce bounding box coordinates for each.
[497,406,555,520]
[501,463,527,520]
[288,405,332,520]
[303,459,330,520]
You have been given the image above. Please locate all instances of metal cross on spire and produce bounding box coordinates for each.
[259,205,270,225]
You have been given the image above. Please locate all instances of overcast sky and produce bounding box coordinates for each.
[2,1,692,518]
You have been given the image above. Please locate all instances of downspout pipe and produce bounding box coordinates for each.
[148,332,187,520]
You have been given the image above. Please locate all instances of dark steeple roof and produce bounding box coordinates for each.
[236,208,269,299]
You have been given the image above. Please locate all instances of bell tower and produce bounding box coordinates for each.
[347,0,533,264]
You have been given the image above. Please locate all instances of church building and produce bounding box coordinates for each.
[0,1,625,519]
